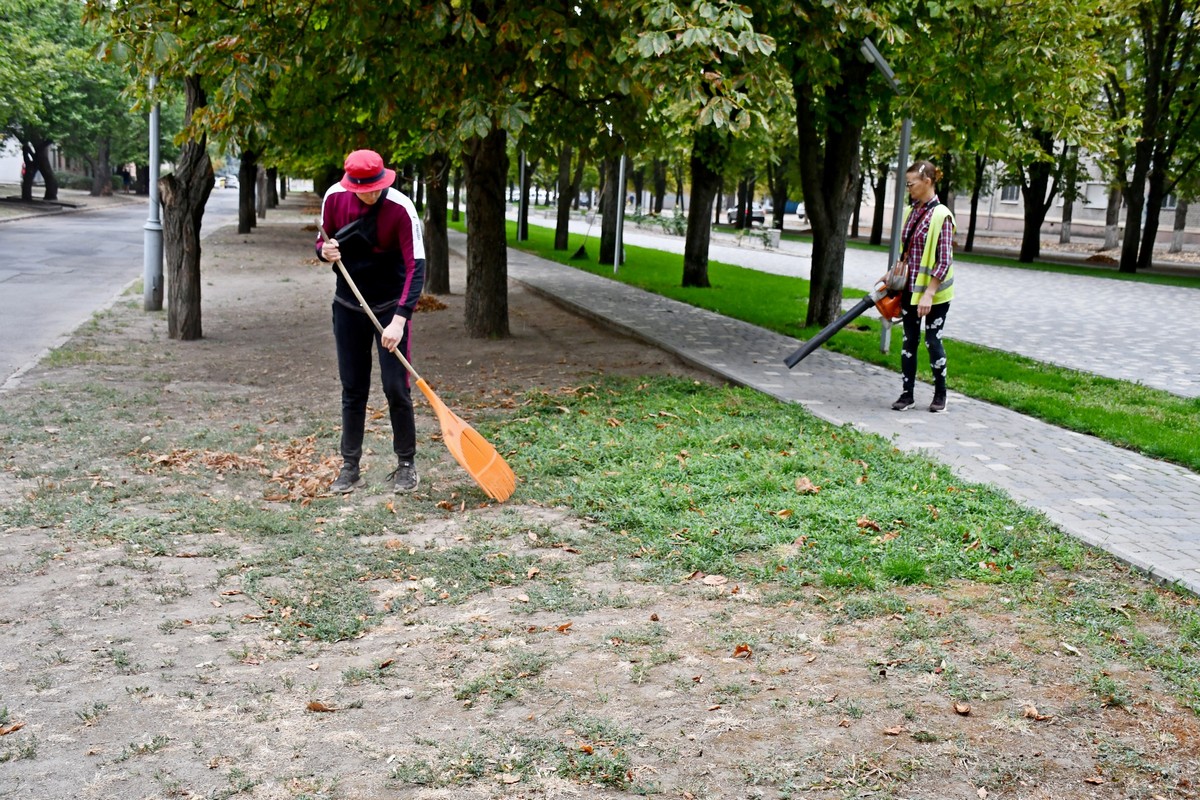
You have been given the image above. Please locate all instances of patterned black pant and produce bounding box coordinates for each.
[899,298,950,395]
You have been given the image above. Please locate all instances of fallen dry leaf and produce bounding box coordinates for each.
[306,701,338,713]
[1084,776,1106,785]
[0,722,25,736]
[307,663,319,671]
[732,643,753,659]
[707,704,721,711]
[795,476,820,494]
[650,613,660,621]
[1023,705,1052,721]
[774,508,794,519]
[515,594,530,603]
[702,574,728,586]
[379,659,394,669]
[579,743,594,754]
[838,718,851,728]
[954,702,972,716]
[977,788,988,799]
[883,725,906,736]
[556,622,573,634]
[497,773,520,784]
[857,516,882,532]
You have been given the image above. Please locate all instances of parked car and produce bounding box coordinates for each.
[725,202,765,225]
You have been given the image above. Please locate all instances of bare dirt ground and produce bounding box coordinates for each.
[1,197,1199,799]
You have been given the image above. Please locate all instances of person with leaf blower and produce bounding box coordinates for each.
[882,159,956,413]
[315,150,426,494]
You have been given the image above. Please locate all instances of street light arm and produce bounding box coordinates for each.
[861,37,900,94]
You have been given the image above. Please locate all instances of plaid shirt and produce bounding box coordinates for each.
[901,195,953,291]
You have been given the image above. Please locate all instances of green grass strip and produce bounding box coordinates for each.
[467,217,1200,472]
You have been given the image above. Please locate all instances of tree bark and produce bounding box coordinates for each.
[22,138,58,201]
[599,157,621,265]
[794,57,871,326]
[554,147,575,250]
[1138,164,1169,271]
[1104,186,1122,249]
[266,167,279,208]
[631,162,644,214]
[1119,138,1153,272]
[683,125,728,288]
[424,151,451,295]
[463,129,509,338]
[869,160,888,246]
[1017,131,1059,263]
[256,166,267,219]
[519,156,538,241]
[160,75,214,342]
[964,155,987,252]
[652,159,667,214]
[238,150,259,233]
[766,156,790,231]
[1058,146,1078,244]
[452,166,462,223]
[1170,200,1188,253]
[90,139,113,196]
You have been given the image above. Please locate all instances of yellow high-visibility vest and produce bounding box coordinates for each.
[901,203,956,304]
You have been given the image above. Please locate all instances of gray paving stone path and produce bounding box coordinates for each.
[468,228,1200,596]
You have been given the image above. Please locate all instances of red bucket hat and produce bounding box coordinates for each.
[340,149,396,194]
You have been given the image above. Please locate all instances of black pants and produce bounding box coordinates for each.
[899,297,950,395]
[332,301,415,466]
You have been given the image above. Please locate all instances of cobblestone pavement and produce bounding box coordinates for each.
[537,213,1200,397]
[472,228,1200,596]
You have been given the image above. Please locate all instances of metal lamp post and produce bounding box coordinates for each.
[143,74,163,311]
[860,38,910,352]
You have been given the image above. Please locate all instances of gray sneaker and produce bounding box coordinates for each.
[330,466,364,494]
[388,460,419,494]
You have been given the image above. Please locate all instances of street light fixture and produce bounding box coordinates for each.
[862,37,911,353]
[861,37,911,273]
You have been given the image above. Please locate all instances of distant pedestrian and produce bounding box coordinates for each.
[883,160,955,413]
[120,168,132,193]
[315,150,426,494]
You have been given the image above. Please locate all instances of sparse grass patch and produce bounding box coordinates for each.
[454,648,551,703]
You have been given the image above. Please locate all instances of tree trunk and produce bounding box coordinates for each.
[1119,139,1153,272]
[1104,186,1122,249]
[160,75,214,342]
[869,161,888,246]
[519,157,538,241]
[652,159,667,214]
[683,125,728,288]
[256,166,267,219]
[463,129,509,338]
[714,180,723,226]
[735,176,749,229]
[1017,132,1058,263]
[278,172,287,201]
[964,154,986,252]
[554,147,575,251]
[22,138,58,201]
[599,157,622,265]
[424,151,451,295]
[452,166,462,223]
[631,162,644,214]
[414,166,424,214]
[238,150,259,233]
[794,58,870,326]
[1170,200,1188,253]
[135,163,150,196]
[1138,166,1168,272]
[767,158,789,231]
[1058,146,1078,244]
[266,167,279,208]
[850,170,863,238]
[90,139,113,197]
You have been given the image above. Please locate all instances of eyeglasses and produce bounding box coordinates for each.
[905,181,918,187]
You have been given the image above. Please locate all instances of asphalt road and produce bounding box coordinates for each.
[0,190,238,390]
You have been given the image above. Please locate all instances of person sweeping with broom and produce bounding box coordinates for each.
[315,149,426,494]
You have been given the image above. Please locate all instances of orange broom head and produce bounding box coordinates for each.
[416,379,517,502]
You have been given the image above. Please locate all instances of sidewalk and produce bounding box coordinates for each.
[470,229,1200,596]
